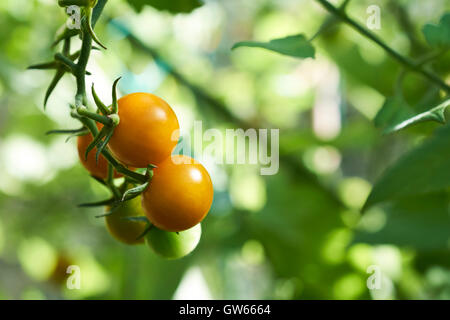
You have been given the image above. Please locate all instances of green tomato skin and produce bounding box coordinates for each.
[145,224,201,259]
[105,196,147,245]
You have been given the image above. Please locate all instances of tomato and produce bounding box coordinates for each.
[108,92,180,168]
[142,155,213,232]
[105,196,148,245]
[77,128,122,179]
[145,224,201,259]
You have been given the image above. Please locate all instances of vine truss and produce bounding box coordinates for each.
[28,0,152,229]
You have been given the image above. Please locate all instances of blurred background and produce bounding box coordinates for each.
[0,0,449,299]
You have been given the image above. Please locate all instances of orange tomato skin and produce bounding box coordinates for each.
[77,130,121,179]
[142,155,213,232]
[108,92,180,168]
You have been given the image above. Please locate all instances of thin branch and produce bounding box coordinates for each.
[387,0,427,56]
[71,0,148,185]
[315,0,450,93]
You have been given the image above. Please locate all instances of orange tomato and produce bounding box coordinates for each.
[108,92,180,168]
[142,155,213,232]
[77,128,121,179]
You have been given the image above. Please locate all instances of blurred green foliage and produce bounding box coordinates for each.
[0,0,449,300]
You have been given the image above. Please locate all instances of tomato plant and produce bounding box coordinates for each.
[28,0,211,260]
[13,0,450,300]
[142,155,214,232]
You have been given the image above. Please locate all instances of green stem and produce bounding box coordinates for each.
[54,53,78,73]
[74,19,92,106]
[92,83,111,115]
[107,163,121,199]
[111,77,121,114]
[28,61,58,70]
[53,0,104,47]
[85,5,107,49]
[315,0,450,93]
[309,0,350,42]
[58,0,90,6]
[309,15,337,42]
[72,2,148,186]
[62,36,71,56]
[76,106,113,125]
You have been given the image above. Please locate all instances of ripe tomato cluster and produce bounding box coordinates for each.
[77,92,213,259]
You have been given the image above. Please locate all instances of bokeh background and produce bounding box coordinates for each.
[0,0,449,299]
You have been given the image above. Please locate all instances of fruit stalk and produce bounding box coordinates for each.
[71,0,148,187]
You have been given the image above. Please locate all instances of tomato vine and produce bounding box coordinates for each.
[28,0,213,256]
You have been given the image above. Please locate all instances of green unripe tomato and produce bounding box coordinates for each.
[145,224,201,259]
[105,196,147,245]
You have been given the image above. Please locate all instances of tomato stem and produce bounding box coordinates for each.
[58,0,90,6]
[54,53,78,73]
[85,5,107,50]
[91,83,111,115]
[76,106,113,125]
[111,77,121,114]
[107,163,121,199]
[40,0,150,203]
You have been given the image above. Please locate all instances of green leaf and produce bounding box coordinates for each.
[95,211,114,218]
[422,12,450,48]
[78,198,115,207]
[46,127,87,135]
[374,95,414,133]
[91,83,110,115]
[44,69,65,108]
[386,99,450,133]
[135,223,152,240]
[375,97,450,133]
[27,61,58,70]
[65,130,89,142]
[363,124,450,210]
[121,182,149,201]
[121,216,149,223]
[232,34,315,59]
[84,126,107,161]
[95,127,114,163]
[111,77,121,114]
[355,193,450,251]
[85,5,107,50]
[95,205,120,218]
[125,0,202,14]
